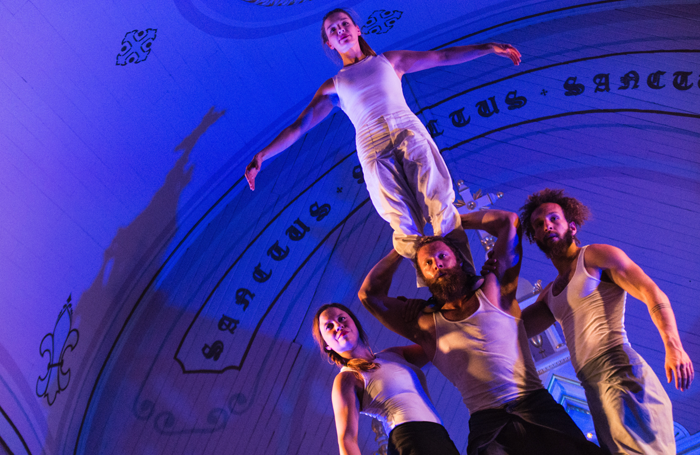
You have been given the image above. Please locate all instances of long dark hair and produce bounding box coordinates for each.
[312,303,379,372]
[321,8,377,65]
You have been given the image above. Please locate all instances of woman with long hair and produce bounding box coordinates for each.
[313,303,459,455]
[246,9,521,280]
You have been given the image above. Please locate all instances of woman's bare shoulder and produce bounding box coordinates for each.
[319,77,337,95]
[334,369,362,391]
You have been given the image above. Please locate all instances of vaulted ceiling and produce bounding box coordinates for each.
[1,1,699,454]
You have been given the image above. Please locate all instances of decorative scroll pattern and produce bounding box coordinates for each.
[116,29,157,65]
[362,10,403,35]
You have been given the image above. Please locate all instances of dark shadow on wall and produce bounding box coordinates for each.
[78,314,305,454]
[71,208,380,453]
[53,108,225,454]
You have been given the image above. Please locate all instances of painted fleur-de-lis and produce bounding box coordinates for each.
[36,295,79,405]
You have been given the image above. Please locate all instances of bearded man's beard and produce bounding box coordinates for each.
[427,267,470,304]
[536,230,574,259]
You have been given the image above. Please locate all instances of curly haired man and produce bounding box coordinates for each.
[517,188,693,454]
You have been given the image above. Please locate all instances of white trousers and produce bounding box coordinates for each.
[578,344,675,455]
[356,111,475,275]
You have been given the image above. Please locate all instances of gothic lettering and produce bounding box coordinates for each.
[505,90,527,110]
[449,108,470,127]
[426,120,443,138]
[593,74,610,93]
[202,341,224,361]
[353,165,364,184]
[672,71,693,91]
[647,71,666,89]
[618,71,639,90]
[218,315,240,334]
[253,263,272,283]
[286,218,311,241]
[267,240,290,261]
[563,76,585,96]
[310,202,331,221]
[476,96,499,118]
[235,288,255,310]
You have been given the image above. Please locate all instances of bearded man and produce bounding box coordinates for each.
[518,188,693,454]
[358,209,602,455]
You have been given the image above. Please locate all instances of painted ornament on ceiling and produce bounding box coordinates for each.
[116,29,157,66]
[36,295,79,405]
[361,10,403,35]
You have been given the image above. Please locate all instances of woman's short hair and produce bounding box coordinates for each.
[312,303,378,372]
[320,8,377,64]
[520,188,590,244]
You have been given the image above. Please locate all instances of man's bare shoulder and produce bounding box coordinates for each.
[395,297,435,339]
[480,272,501,305]
[584,243,628,268]
[401,298,432,325]
[539,282,553,302]
[413,305,437,358]
[417,309,435,331]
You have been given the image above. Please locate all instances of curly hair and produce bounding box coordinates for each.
[520,188,590,244]
[312,303,379,372]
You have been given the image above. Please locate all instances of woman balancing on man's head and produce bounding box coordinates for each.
[313,303,460,455]
[245,9,521,283]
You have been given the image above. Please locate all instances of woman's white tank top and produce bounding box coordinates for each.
[546,246,629,372]
[340,350,441,435]
[332,54,413,129]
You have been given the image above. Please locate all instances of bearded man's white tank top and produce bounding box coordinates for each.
[432,290,543,413]
[546,246,629,372]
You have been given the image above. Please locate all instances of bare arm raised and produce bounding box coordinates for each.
[461,210,523,316]
[244,78,337,190]
[482,251,554,336]
[357,250,431,345]
[585,244,694,391]
[384,43,521,78]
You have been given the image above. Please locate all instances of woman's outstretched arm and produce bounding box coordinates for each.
[385,43,520,78]
[245,78,337,190]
